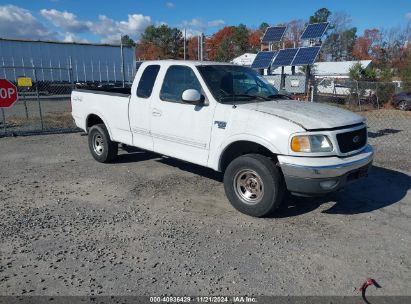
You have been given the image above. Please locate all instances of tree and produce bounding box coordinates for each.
[233,24,250,55]
[322,12,357,60]
[214,38,236,62]
[207,26,236,61]
[340,28,357,60]
[259,22,270,33]
[248,30,262,52]
[135,41,164,60]
[309,8,332,24]
[283,19,305,48]
[400,48,411,90]
[137,24,184,59]
[121,35,136,47]
[348,62,376,81]
[325,27,357,61]
[352,29,382,60]
[187,36,199,60]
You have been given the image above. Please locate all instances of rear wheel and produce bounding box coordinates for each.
[224,154,285,217]
[88,124,118,163]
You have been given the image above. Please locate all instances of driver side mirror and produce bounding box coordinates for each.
[182,89,205,105]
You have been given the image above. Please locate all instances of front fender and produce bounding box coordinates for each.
[208,133,281,171]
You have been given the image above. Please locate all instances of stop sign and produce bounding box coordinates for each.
[0,79,18,108]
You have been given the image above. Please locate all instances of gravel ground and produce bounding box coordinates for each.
[0,133,410,296]
[364,109,411,171]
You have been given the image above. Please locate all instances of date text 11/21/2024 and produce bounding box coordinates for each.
[149,296,257,303]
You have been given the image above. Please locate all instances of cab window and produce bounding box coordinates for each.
[160,65,202,103]
[137,65,160,98]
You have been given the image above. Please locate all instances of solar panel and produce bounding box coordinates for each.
[251,51,276,69]
[300,22,329,40]
[262,26,287,43]
[272,48,298,66]
[291,47,321,65]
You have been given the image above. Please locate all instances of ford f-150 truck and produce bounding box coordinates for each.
[71,60,373,217]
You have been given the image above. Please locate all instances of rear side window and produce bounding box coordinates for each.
[137,65,160,98]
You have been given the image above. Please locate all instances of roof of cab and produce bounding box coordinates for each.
[139,60,235,66]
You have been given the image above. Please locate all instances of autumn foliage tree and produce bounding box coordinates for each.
[352,29,382,60]
[207,26,236,61]
[187,36,199,60]
[248,30,262,52]
[136,41,163,60]
[136,24,184,60]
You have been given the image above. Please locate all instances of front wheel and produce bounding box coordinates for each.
[224,154,285,217]
[398,100,408,111]
[88,124,118,163]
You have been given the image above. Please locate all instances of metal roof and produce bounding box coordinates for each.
[312,60,372,76]
[0,37,127,48]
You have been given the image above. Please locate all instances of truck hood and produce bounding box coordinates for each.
[237,100,364,130]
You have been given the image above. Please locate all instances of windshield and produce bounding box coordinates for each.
[197,65,279,103]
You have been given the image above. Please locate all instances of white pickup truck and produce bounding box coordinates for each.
[71,60,373,217]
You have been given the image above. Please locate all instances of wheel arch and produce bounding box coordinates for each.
[85,113,113,138]
[218,140,279,172]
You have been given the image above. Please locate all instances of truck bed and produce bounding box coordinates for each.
[71,88,132,144]
[74,87,131,96]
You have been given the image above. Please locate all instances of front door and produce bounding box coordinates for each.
[150,65,215,166]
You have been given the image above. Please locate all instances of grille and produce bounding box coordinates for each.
[336,127,367,153]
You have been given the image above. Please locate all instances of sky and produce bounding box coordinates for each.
[0,0,410,44]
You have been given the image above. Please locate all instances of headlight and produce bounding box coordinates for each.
[291,135,333,152]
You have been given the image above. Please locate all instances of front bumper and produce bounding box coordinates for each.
[278,145,374,195]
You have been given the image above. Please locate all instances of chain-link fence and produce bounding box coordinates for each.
[0,66,78,136]
[312,78,411,171]
[1,66,410,171]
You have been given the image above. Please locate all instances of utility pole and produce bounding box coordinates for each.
[120,35,126,88]
[183,28,186,60]
[197,35,200,60]
[200,33,204,61]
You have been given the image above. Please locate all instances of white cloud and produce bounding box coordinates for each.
[208,19,225,27]
[40,9,91,33]
[182,18,225,30]
[166,2,175,8]
[184,18,205,29]
[62,33,88,43]
[180,18,225,37]
[40,8,152,43]
[91,14,152,43]
[183,28,202,38]
[406,12,411,20]
[0,5,56,40]
[0,5,152,44]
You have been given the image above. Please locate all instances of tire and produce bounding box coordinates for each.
[398,100,408,111]
[88,124,118,163]
[224,154,285,217]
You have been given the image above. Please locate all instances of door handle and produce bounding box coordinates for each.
[152,109,162,117]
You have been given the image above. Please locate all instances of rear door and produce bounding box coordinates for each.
[129,64,161,151]
[150,64,215,166]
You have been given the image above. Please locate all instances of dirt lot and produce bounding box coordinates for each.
[0,133,410,296]
[363,109,411,171]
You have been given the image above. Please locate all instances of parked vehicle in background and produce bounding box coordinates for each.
[71,60,373,217]
[317,78,376,96]
[316,78,378,107]
[317,78,352,96]
[392,92,411,111]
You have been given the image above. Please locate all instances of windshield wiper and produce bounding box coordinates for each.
[220,94,270,101]
[266,94,291,100]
